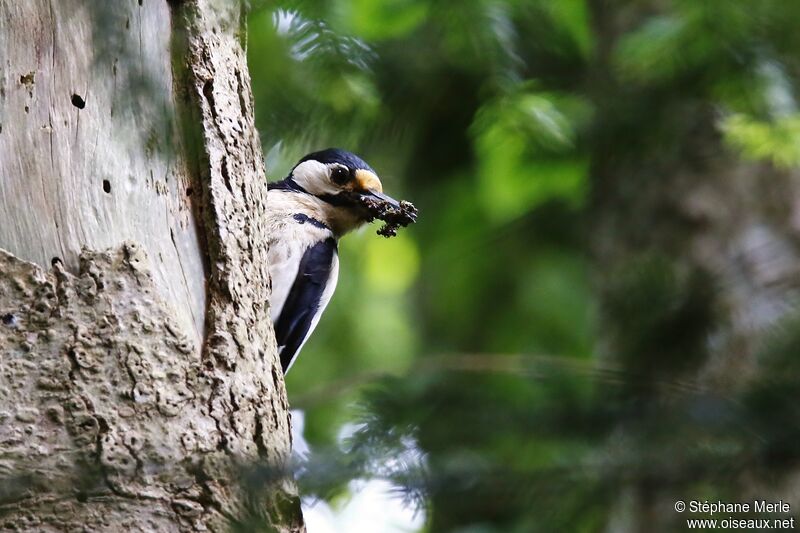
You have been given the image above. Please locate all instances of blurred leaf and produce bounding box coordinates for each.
[471,90,589,222]
[276,8,376,70]
[344,0,429,41]
[721,112,800,168]
[536,0,593,58]
[612,1,752,85]
[613,15,697,84]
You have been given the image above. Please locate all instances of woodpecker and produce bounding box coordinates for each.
[267,148,417,373]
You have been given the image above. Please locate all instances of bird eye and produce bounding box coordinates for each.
[330,166,350,185]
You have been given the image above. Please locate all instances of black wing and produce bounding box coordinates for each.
[274,238,337,372]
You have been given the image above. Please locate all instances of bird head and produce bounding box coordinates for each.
[277,148,417,236]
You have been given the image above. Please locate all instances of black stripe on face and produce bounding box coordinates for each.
[317,192,355,207]
[268,178,308,193]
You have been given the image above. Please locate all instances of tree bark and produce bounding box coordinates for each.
[0,1,303,531]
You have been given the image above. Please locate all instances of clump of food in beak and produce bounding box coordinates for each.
[351,169,418,237]
[360,195,418,237]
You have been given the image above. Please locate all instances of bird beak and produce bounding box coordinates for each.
[357,188,402,210]
[349,168,417,236]
[353,169,402,209]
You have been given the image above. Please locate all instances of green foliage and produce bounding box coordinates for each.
[343,0,429,41]
[722,113,800,168]
[471,88,590,222]
[246,0,800,530]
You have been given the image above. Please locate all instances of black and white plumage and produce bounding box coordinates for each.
[267,148,404,373]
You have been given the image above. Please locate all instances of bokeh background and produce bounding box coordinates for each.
[246,1,800,531]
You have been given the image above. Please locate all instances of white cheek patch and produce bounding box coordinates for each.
[292,160,339,196]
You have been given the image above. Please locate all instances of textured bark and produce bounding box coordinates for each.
[0,0,303,531]
[0,0,205,342]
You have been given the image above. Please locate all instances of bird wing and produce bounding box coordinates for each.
[274,237,339,372]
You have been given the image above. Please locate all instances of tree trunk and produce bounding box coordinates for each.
[0,1,304,531]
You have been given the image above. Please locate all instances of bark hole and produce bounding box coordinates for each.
[71,94,86,109]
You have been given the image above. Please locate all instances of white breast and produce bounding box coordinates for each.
[266,190,341,361]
